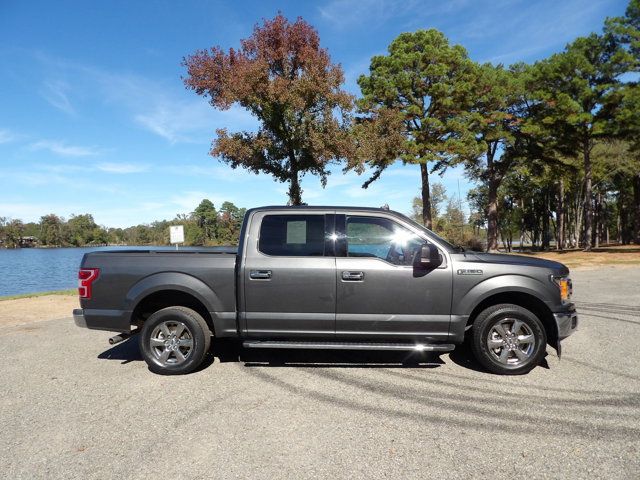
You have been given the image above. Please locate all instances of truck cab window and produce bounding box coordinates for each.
[346,216,423,266]
[259,215,325,256]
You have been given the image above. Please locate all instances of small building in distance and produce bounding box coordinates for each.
[19,236,38,247]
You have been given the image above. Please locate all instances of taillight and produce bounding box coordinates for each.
[78,268,100,299]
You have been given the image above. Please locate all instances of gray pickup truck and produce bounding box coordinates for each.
[74,205,577,375]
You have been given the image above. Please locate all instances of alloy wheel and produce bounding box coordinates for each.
[486,318,535,366]
[149,321,194,366]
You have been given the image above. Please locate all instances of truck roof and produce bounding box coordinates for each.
[247,205,395,213]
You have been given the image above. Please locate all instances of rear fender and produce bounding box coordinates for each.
[126,272,224,312]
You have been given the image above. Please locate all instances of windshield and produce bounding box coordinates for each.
[392,211,457,252]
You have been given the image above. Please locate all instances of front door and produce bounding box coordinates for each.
[335,214,452,342]
[242,211,336,338]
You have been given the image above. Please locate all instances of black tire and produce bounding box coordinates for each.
[471,303,546,375]
[140,306,211,375]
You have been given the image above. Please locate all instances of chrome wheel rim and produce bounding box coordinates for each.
[487,318,535,366]
[150,321,193,366]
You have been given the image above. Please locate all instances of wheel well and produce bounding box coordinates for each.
[132,290,214,334]
[466,292,557,347]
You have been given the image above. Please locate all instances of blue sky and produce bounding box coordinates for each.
[0,0,628,227]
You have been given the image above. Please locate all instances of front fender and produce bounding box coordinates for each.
[454,274,553,316]
[449,273,559,348]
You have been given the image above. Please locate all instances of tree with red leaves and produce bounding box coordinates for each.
[183,14,353,205]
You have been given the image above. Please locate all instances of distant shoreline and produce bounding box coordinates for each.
[0,243,234,250]
[0,244,147,250]
[0,289,76,301]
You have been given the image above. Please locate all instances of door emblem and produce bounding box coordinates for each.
[457,269,483,275]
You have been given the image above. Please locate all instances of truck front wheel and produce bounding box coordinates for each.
[471,303,546,375]
[140,306,211,375]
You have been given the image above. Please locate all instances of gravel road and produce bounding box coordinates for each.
[1,267,639,479]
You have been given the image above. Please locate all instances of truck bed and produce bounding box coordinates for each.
[78,248,238,332]
[88,246,238,255]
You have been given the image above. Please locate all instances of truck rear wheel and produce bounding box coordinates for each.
[471,303,546,375]
[140,306,211,375]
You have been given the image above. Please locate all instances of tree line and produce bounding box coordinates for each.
[183,2,640,251]
[0,200,245,248]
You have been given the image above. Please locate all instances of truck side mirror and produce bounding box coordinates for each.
[414,243,442,268]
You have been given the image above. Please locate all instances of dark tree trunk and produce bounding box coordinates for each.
[595,192,601,249]
[420,163,432,229]
[486,146,500,252]
[557,179,565,251]
[542,188,550,251]
[617,211,622,243]
[519,199,525,252]
[634,173,640,245]
[617,184,625,244]
[487,178,499,252]
[288,159,302,205]
[583,141,593,251]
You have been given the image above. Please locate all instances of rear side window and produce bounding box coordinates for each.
[259,215,325,256]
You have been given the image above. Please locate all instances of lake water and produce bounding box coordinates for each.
[0,246,214,296]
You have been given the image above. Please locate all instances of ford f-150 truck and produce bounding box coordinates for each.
[74,206,577,375]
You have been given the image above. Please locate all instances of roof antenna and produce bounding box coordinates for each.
[381,203,390,210]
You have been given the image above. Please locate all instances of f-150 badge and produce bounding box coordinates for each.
[457,269,483,275]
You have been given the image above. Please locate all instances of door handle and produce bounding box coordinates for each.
[250,270,272,280]
[341,271,364,281]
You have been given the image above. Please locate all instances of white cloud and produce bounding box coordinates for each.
[319,0,470,29]
[455,0,612,64]
[85,66,256,144]
[140,201,166,210]
[133,102,255,144]
[4,171,73,187]
[168,190,227,212]
[0,167,124,196]
[0,129,18,144]
[40,163,91,174]
[0,201,75,221]
[40,79,75,115]
[30,140,101,157]
[161,163,262,182]
[97,162,148,174]
[30,53,257,145]
[319,0,417,28]
[132,103,207,144]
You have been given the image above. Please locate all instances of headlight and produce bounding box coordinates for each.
[551,276,572,305]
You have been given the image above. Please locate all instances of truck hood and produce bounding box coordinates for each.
[464,252,569,275]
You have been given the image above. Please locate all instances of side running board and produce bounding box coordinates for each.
[242,340,455,352]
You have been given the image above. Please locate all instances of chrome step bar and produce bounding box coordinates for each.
[242,340,455,352]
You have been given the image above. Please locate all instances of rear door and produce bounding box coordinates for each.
[241,210,337,338]
[335,213,453,341]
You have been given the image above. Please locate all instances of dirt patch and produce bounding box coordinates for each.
[0,295,78,328]
[509,245,640,270]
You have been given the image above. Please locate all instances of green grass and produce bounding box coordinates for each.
[0,289,76,301]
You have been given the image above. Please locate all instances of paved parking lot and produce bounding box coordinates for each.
[1,267,639,479]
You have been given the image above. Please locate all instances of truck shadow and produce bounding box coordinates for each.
[240,347,445,369]
[97,337,448,370]
[96,337,636,384]
[97,336,142,363]
[97,337,555,373]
